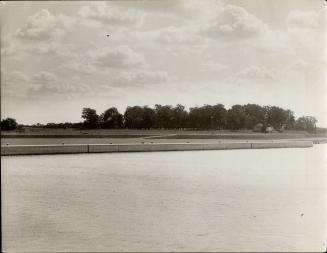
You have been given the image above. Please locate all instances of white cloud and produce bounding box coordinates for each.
[59,61,96,74]
[1,10,76,61]
[2,69,29,83]
[284,10,323,55]
[15,9,75,41]
[107,0,222,22]
[202,5,268,40]
[31,71,58,83]
[233,66,276,80]
[285,59,324,78]
[26,71,94,97]
[1,69,31,97]
[78,2,144,28]
[156,25,202,45]
[113,70,168,87]
[288,59,314,71]
[28,82,92,97]
[88,45,146,69]
[27,42,75,57]
[200,61,228,72]
[286,10,320,29]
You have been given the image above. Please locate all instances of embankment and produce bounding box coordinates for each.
[1,140,313,156]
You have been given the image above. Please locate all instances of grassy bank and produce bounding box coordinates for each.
[1,127,326,139]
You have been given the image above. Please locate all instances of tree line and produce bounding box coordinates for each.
[0,103,318,133]
[79,103,317,133]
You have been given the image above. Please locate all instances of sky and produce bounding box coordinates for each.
[1,0,326,126]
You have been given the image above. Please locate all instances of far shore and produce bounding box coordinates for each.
[1,128,327,147]
[1,128,327,140]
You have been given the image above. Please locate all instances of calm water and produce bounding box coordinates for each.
[2,146,327,252]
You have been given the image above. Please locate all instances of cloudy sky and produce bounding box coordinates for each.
[1,0,326,126]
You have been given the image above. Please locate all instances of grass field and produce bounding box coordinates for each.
[2,127,325,139]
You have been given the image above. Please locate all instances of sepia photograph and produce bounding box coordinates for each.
[1,0,327,252]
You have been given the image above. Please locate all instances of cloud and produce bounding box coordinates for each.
[1,39,74,59]
[26,71,93,98]
[113,70,168,87]
[88,45,146,69]
[202,5,268,40]
[78,2,144,28]
[1,69,31,97]
[288,59,314,71]
[233,66,276,80]
[31,71,58,83]
[286,10,319,29]
[2,69,30,83]
[28,42,75,57]
[200,60,228,72]
[285,59,323,77]
[124,0,223,22]
[15,9,75,41]
[284,10,323,56]
[155,25,202,45]
[59,61,96,74]
[28,82,92,97]
[1,10,76,61]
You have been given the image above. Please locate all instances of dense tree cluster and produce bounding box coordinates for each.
[0,103,318,133]
[80,103,317,133]
[294,116,317,133]
[1,118,18,130]
[45,122,83,129]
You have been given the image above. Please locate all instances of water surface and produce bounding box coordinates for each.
[2,146,326,252]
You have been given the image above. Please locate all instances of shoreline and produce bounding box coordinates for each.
[1,140,316,156]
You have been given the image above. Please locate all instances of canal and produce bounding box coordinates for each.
[2,145,326,252]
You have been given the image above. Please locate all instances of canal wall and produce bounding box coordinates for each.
[1,141,313,156]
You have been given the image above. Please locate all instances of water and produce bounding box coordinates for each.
[2,145,327,252]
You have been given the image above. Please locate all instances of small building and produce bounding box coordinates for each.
[265,125,274,133]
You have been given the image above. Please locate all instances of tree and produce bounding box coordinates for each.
[226,105,245,130]
[154,104,174,129]
[1,117,18,130]
[100,107,123,129]
[81,108,99,129]
[242,104,265,130]
[141,106,155,129]
[211,104,227,129]
[265,106,289,130]
[189,106,202,129]
[172,104,189,129]
[295,116,317,133]
[187,104,226,130]
[124,106,144,129]
[284,109,295,130]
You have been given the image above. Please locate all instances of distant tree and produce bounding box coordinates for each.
[265,106,289,131]
[124,106,144,129]
[100,107,123,129]
[284,109,295,130]
[154,104,174,129]
[65,104,319,132]
[45,122,74,129]
[141,106,155,129]
[188,106,200,129]
[295,116,317,133]
[1,117,18,130]
[81,108,99,129]
[172,104,189,129]
[211,104,227,129]
[226,105,245,130]
[242,104,265,129]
